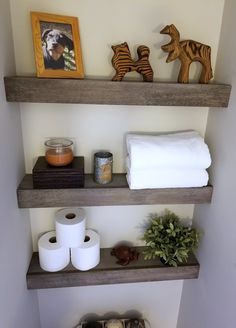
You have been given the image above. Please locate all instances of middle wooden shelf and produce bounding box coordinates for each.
[27,246,199,289]
[17,173,213,208]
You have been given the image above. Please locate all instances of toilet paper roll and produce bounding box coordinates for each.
[55,208,86,248]
[71,229,100,271]
[38,231,70,272]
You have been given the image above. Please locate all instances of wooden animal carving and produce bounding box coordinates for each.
[111,42,153,82]
[160,24,213,83]
[111,245,139,266]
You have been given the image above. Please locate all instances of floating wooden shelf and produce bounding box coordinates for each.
[4,76,231,107]
[17,174,213,208]
[27,247,199,289]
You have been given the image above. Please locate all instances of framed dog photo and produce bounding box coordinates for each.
[31,12,84,78]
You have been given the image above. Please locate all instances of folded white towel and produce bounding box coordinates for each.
[126,168,209,189]
[126,131,211,170]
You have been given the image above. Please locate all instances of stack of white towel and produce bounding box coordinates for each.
[126,131,211,189]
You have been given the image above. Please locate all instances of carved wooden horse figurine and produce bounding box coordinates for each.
[160,24,213,83]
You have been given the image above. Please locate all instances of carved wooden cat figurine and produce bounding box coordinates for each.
[111,42,153,82]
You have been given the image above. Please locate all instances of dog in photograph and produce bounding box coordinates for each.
[42,29,74,69]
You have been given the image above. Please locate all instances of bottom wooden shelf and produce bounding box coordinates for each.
[27,247,199,289]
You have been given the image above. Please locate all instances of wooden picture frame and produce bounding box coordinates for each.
[31,12,84,78]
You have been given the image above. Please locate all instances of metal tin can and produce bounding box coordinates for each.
[94,151,113,184]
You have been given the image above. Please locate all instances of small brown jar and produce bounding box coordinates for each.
[45,138,74,166]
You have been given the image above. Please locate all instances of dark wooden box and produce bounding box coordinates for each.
[32,156,84,189]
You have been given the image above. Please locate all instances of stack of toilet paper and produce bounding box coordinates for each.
[126,131,211,189]
[38,208,100,272]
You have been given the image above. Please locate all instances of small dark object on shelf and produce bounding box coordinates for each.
[125,319,145,328]
[32,156,84,189]
[111,245,139,266]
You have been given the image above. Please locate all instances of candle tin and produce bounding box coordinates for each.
[94,151,113,184]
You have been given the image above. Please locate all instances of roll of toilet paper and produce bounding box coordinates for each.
[55,208,86,248]
[38,231,70,272]
[71,229,100,271]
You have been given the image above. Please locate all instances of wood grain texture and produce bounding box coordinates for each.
[111,42,153,81]
[4,76,231,107]
[32,156,84,189]
[161,24,213,84]
[17,174,213,208]
[27,247,199,289]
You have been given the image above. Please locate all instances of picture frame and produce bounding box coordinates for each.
[31,12,84,78]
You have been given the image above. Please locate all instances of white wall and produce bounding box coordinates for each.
[0,0,40,327]
[9,1,225,327]
[177,1,236,327]
[38,281,182,328]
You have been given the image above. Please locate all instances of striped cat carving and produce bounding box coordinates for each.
[160,24,213,83]
[111,42,153,82]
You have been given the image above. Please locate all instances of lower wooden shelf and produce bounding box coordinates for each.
[27,247,199,289]
[17,174,213,208]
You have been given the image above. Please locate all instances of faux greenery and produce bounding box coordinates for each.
[142,210,200,267]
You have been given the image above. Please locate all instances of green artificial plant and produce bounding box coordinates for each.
[143,210,200,267]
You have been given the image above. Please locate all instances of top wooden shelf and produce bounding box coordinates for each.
[4,76,231,107]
